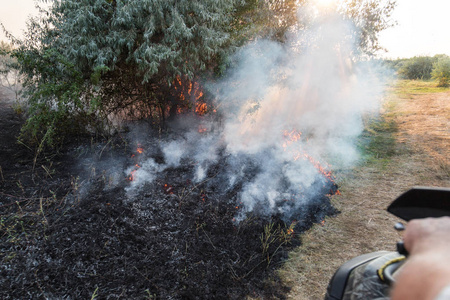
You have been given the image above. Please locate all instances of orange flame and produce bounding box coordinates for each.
[196,102,208,116]
[128,169,137,181]
[282,129,302,149]
[172,76,207,116]
[282,129,335,182]
[302,153,334,181]
[128,145,143,181]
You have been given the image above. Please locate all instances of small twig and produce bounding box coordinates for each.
[201,228,216,249]
[0,193,38,208]
[39,197,48,225]
[98,138,113,159]
[15,201,24,214]
[90,287,99,300]
[227,260,264,281]
[41,165,53,178]
[0,165,4,182]
[17,139,32,151]
[133,266,152,284]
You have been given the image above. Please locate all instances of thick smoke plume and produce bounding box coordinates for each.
[124,8,385,222]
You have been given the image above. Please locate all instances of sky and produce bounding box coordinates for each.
[0,0,449,59]
[378,0,450,59]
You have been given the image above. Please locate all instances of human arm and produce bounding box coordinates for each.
[391,217,450,300]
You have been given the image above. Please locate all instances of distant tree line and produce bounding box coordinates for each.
[0,0,396,149]
[385,55,450,87]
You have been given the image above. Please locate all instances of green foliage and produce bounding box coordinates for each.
[49,0,238,81]
[389,55,450,84]
[340,0,397,56]
[235,0,302,42]
[431,56,450,87]
[383,58,408,72]
[397,56,435,80]
[13,46,99,147]
[12,0,242,147]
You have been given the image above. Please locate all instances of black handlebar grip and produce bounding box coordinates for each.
[397,241,409,256]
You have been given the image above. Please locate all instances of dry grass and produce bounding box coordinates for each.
[278,80,450,299]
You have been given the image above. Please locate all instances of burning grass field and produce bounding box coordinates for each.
[0,85,339,299]
[0,79,448,299]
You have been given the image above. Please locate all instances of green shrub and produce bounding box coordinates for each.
[431,57,450,87]
[12,0,242,149]
[14,47,102,148]
[398,56,435,80]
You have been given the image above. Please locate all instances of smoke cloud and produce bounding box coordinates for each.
[123,7,387,222]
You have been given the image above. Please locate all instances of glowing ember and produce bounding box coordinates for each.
[198,125,207,133]
[127,164,141,181]
[200,192,207,202]
[127,145,144,181]
[163,184,174,194]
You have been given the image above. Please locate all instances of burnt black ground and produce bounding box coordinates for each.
[0,90,338,299]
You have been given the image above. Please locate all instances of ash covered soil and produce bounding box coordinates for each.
[0,91,338,299]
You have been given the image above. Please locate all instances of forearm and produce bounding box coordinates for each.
[391,251,450,300]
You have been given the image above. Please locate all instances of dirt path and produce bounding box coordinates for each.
[281,86,450,299]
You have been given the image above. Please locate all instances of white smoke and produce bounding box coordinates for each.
[125,157,162,194]
[216,15,382,165]
[124,7,387,221]
[207,9,385,220]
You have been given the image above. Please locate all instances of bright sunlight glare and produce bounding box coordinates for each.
[314,0,337,8]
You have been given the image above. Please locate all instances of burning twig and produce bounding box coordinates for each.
[127,144,144,182]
